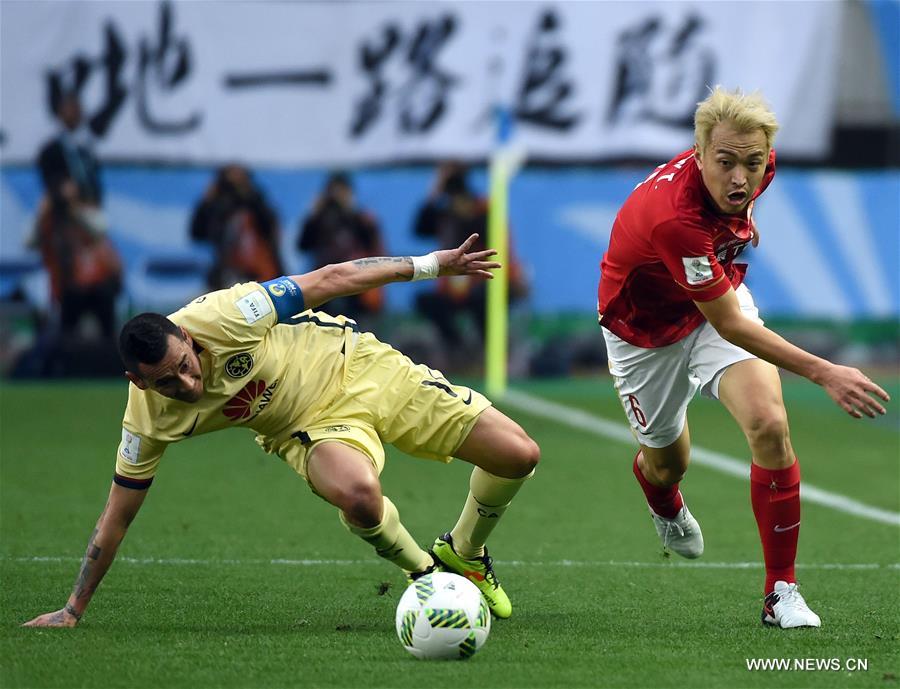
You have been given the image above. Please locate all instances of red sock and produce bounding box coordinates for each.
[750,459,801,595]
[633,451,683,518]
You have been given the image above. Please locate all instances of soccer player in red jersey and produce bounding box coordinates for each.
[598,87,890,628]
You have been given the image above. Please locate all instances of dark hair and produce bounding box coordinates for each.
[48,83,79,117]
[324,171,352,200]
[326,170,351,189]
[118,313,183,374]
[443,169,469,196]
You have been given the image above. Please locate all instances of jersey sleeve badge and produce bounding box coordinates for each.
[681,256,714,285]
[119,429,142,464]
[234,289,273,324]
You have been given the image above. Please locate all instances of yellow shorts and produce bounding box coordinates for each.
[275,332,491,479]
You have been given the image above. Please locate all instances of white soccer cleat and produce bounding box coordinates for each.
[649,500,704,559]
[762,581,821,628]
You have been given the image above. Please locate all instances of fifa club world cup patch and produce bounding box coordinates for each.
[261,277,305,323]
[264,277,300,299]
[682,255,714,285]
[235,290,272,324]
[225,352,254,378]
[119,429,142,464]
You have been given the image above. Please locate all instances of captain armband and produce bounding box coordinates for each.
[411,253,440,281]
[260,277,306,323]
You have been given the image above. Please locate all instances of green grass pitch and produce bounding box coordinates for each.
[1,376,897,688]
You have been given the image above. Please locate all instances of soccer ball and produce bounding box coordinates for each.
[395,572,491,660]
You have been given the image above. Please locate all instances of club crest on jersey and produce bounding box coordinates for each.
[225,352,254,378]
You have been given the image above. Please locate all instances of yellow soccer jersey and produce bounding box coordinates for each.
[115,279,358,487]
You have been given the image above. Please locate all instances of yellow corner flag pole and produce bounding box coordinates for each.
[485,149,510,399]
[485,108,525,399]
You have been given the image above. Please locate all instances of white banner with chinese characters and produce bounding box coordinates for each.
[0,1,841,165]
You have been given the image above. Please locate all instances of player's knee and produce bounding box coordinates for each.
[338,477,383,527]
[504,433,540,477]
[521,435,541,473]
[743,410,789,455]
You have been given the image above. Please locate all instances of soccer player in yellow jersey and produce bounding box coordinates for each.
[24,234,539,628]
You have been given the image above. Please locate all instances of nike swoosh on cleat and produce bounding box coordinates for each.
[181,414,200,436]
[773,521,801,533]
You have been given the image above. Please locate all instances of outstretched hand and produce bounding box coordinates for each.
[820,364,890,418]
[22,608,79,628]
[435,233,501,279]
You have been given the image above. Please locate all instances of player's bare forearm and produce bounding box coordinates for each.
[331,255,415,290]
[23,482,147,627]
[293,233,500,309]
[695,291,889,417]
[68,521,122,609]
[21,521,122,628]
[715,315,827,380]
[290,257,412,309]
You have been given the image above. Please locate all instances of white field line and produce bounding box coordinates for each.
[6,556,899,571]
[502,389,900,528]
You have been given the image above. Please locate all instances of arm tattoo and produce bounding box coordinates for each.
[351,256,413,278]
[350,256,410,267]
[72,528,102,601]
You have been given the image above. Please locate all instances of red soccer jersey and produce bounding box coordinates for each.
[597,148,776,347]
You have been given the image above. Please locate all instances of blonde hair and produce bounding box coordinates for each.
[694,86,780,152]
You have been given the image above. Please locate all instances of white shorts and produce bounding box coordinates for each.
[602,284,763,448]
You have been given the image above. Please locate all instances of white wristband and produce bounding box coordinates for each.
[411,252,440,281]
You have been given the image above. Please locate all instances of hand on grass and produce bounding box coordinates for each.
[22,607,80,628]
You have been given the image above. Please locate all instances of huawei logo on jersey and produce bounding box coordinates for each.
[224,380,266,420]
[223,379,280,421]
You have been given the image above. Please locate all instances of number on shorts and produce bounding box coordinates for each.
[626,394,647,427]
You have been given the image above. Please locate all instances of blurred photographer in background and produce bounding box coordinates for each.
[189,164,285,291]
[32,92,122,340]
[297,172,386,327]
[413,162,528,370]
[28,89,122,375]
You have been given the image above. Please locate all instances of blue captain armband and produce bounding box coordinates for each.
[261,277,305,323]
